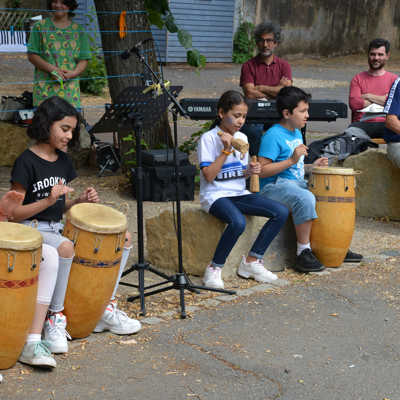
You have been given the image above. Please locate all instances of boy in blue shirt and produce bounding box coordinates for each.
[258,86,362,272]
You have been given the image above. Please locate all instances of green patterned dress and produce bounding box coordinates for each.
[27,18,91,108]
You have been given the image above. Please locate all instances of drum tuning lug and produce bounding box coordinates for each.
[31,264,37,271]
[94,248,99,254]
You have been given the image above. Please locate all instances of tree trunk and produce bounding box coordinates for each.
[94,0,172,166]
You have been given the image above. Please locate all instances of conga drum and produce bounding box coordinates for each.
[0,222,42,369]
[309,167,359,267]
[63,203,127,338]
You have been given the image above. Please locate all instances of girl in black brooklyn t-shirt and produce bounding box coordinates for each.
[10,96,141,359]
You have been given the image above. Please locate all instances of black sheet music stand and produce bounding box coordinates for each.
[91,86,235,319]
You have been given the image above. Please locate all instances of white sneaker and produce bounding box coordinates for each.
[43,313,70,354]
[19,341,56,368]
[94,302,141,335]
[203,264,224,289]
[237,256,278,283]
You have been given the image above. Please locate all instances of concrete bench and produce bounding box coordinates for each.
[145,203,296,279]
[343,149,400,220]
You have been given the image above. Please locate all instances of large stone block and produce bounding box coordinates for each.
[0,122,30,166]
[343,149,400,220]
[146,203,296,279]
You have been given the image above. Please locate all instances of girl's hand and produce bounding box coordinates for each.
[219,131,233,151]
[48,180,74,206]
[79,187,100,204]
[249,161,261,175]
[0,191,24,221]
[63,70,78,80]
[313,157,329,167]
[52,67,67,81]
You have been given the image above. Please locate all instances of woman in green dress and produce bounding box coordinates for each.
[27,0,91,108]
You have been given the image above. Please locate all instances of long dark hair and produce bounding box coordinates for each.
[28,96,81,146]
[210,90,248,129]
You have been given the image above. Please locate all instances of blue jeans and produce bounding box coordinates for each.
[260,177,317,225]
[208,193,289,267]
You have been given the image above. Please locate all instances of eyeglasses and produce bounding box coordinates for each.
[257,38,276,44]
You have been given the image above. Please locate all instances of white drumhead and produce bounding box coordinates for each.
[0,222,42,250]
[67,203,127,233]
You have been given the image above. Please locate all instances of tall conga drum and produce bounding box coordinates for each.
[0,222,42,369]
[63,203,127,338]
[309,167,359,267]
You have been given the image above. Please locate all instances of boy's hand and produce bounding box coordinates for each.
[79,187,100,204]
[291,144,308,164]
[249,161,261,175]
[313,157,329,167]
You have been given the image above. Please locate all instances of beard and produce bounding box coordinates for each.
[368,59,385,70]
[260,49,273,57]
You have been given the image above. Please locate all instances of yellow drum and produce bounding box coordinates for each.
[309,167,359,267]
[0,222,42,369]
[63,203,127,338]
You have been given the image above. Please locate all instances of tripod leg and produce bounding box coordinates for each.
[138,267,146,316]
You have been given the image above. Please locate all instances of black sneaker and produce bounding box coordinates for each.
[294,249,325,273]
[343,249,363,263]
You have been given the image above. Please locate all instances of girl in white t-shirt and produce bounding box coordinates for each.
[197,90,289,289]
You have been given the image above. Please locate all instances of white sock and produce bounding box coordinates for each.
[26,333,42,344]
[297,242,311,256]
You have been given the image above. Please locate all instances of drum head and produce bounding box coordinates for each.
[0,222,42,250]
[67,203,127,233]
[312,167,356,176]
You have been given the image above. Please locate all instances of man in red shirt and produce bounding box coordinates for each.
[239,21,292,155]
[348,38,397,138]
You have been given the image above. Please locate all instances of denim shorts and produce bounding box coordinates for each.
[260,177,317,225]
[22,220,71,250]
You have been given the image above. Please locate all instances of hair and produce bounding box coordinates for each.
[210,90,248,129]
[47,0,78,17]
[28,96,81,146]
[276,86,311,117]
[253,21,282,43]
[368,38,390,54]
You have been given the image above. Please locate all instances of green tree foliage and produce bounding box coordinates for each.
[144,0,206,68]
[233,21,255,64]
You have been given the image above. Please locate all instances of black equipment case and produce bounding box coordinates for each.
[131,149,196,202]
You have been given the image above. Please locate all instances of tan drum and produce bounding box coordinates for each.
[63,203,127,338]
[0,222,42,369]
[309,167,359,267]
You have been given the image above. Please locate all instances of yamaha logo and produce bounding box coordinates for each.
[192,106,212,112]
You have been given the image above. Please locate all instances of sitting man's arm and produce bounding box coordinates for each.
[385,114,400,136]
[244,76,292,99]
[240,59,292,99]
[349,76,372,111]
[361,93,388,106]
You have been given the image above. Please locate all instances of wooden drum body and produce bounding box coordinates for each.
[0,222,42,369]
[309,167,358,267]
[63,203,127,338]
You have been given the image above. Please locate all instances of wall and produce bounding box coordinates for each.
[237,0,400,56]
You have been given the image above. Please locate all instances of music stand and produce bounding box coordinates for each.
[91,85,235,319]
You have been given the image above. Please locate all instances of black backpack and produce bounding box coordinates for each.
[305,134,378,164]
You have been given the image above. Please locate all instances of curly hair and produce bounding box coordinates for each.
[253,21,282,43]
[28,96,81,146]
[47,0,78,17]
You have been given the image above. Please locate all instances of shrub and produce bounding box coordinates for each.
[80,54,107,96]
[232,21,255,64]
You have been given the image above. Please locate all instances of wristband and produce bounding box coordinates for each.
[221,149,233,156]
